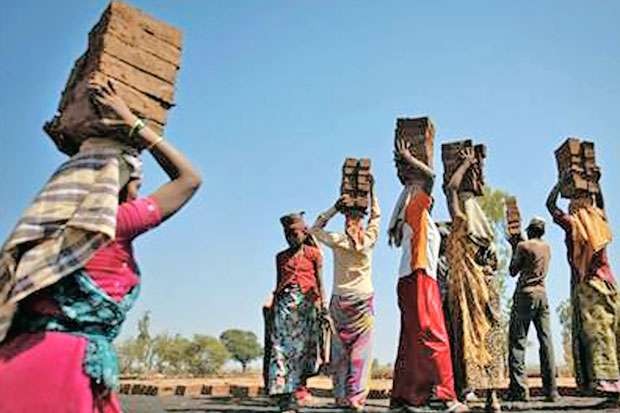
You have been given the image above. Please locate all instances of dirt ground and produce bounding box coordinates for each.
[120,394,620,413]
[120,375,620,412]
[121,374,577,391]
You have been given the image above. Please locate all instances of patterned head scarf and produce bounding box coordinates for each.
[0,138,142,341]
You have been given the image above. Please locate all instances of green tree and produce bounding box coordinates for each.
[556,298,573,370]
[185,335,231,375]
[153,333,191,374]
[116,311,157,374]
[219,329,263,372]
[116,337,146,375]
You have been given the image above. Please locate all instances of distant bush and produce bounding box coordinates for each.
[370,358,393,380]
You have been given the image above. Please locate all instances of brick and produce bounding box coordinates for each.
[395,117,434,185]
[93,52,175,102]
[340,157,373,214]
[505,197,522,237]
[158,386,176,396]
[441,139,486,196]
[145,385,159,396]
[91,32,179,83]
[44,0,182,155]
[130,384,144,395]
[201,384,230,396]
[555,138,601,199]
[368,388,391,399]
[96,15,182,65]
[230,385,260,398]
[105,1,182,47]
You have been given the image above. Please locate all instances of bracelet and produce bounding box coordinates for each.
[147,136,164,151]
[129,118,146,138]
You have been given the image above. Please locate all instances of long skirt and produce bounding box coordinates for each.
[572,278,620,389]
[0,332,121,413]
[448,275,503,395]
[391,270,456,406]
[268,285,321,396]
[329,293,374,408]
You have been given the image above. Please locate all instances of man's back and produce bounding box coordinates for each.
[510,238,551,294]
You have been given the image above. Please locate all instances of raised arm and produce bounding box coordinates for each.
[309,197,346,249]
[90,81,202,222]
[395,138,436,179]
[445,148,475,220]
[545,179,564,218]
[311,197,341,230]
[364,179,381,246]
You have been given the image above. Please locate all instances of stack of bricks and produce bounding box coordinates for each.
[341,158,372,214]
[441,139,486,196]
[44,1,182,155]
[505,196,522,238]
[554,138,601,199]
[394,117,434,184]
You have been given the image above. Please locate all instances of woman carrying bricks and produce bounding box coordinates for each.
[0,81,202,412]
[309,178,380,412]
[546,174,620,396]
[268,213,330,413]
[443,147,502,412]
[388,140,468,413]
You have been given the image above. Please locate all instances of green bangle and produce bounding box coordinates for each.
[129,118,146,138]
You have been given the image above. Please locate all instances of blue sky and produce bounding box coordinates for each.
[1,1,619,367]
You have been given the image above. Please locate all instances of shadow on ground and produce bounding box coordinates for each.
[121,394,620,413]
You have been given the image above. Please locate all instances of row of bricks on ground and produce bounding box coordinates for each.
[118,383,391,399]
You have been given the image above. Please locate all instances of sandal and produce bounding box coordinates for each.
[444,400,470,413]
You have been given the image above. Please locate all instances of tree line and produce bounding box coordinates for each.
[116,312,263,375]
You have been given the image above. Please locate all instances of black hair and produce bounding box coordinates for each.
[527,226,545,239]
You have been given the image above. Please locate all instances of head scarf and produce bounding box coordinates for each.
[461,193,494,248]
[0,138,142,342]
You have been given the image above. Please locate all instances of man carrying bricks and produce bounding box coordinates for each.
[506,217,559,402]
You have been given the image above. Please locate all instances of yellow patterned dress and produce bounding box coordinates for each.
[446,214,502,394]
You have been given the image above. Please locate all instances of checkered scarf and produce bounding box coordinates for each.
[0,138,141,342]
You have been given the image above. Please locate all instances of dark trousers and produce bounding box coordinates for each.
[508,291,557,396]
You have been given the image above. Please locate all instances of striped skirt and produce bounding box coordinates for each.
[329,293,374,409]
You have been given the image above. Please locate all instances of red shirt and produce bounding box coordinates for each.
[276,245,321,297]
[85,197,162,301]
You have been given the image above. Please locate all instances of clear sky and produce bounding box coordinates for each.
[1,1,619,367]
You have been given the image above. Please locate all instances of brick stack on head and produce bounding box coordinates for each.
[394,117,434,185]
[44,1,183,155]
[441,139,487,196]
[340,158,372,215]
[554,138,601,199]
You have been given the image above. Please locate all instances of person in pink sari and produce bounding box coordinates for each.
[0,81,202,412]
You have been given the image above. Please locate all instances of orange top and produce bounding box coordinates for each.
[405,191,433,272]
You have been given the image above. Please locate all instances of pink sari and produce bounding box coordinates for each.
[0,197,161,412]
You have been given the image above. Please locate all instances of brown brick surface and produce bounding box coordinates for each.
[554,138,601,199]
[505,196,522,237]
[44,1,182,155]
[340,158,372,214]
[201,384,231,396]
[441,139,486,196]
[394,117,434,185]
